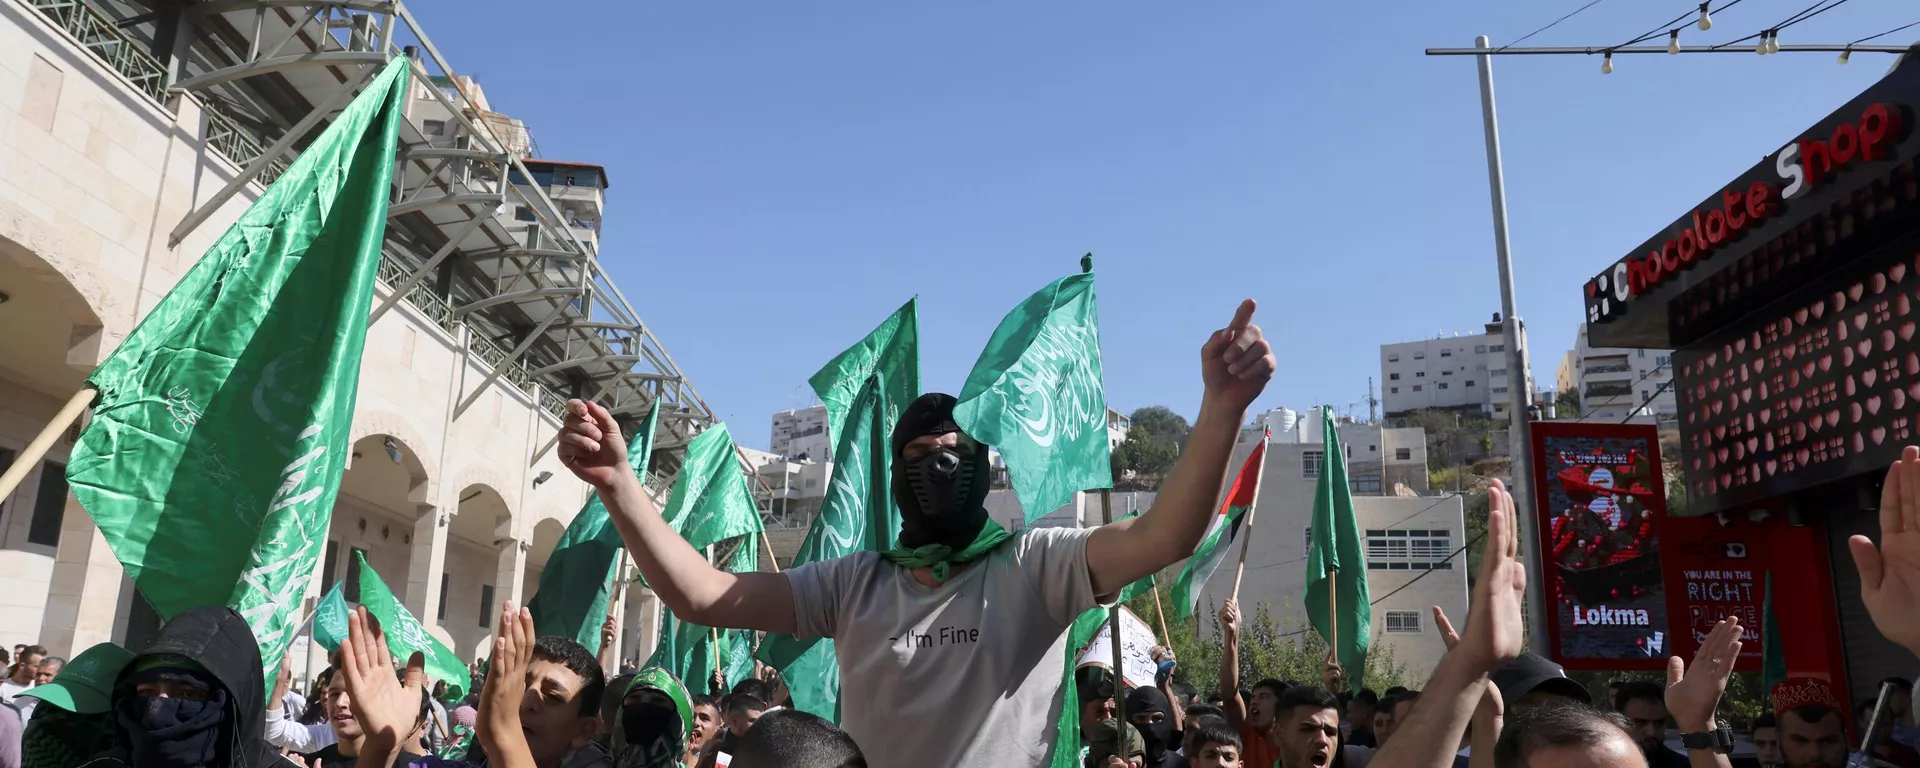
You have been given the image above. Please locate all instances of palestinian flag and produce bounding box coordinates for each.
[1172,428,1268,619]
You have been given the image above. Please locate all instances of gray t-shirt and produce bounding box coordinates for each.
[785,527,1101,768]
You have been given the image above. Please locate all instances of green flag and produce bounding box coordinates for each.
[353,552,466,700]
[659,423,762,551]
[1047,607,1112,768]
[661,538,756,694]
[1762,571,1786,698]
[64,56,411,691]
[1304,407,1369,689]
[527,401,659,655]
[757,300,920,721]
[313,582,350,653]
[953,268,1110,521]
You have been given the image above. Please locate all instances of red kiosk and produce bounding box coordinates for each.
[1579,50,1920,709]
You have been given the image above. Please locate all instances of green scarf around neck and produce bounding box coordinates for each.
[881,519,1014,583]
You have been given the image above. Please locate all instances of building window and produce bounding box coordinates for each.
[1440,350,1452,357]
[514,206,537,222]
[1475,344,1487,353]
[1389,373,1400,381]
[1388,354,1399,362]
[1412,385,1423,392]
[1385,611,1422,633]
[1490,368,1507,377]
[1438,383,1449,390]
[1492,387,1508,394]
[1490,344,1506,352]
[28,462,67,547]
[1441,370,1453,376]
[1414,352,1426,360]
[1416,372,1426,378]
[1466,380,1476,387]
[1389,387,1399,394]
[438,574,451,621]
[1655,354,1672,367]
[1304,526,1313,553]
[1303,451,1324,478]
[1365,529,1455,570]
[1395,447,1412,461]
[805,478,819,489]
[423,119,446,135]
[322,540,341,591]
[1351,473,1382,494]
[479,585,495,628]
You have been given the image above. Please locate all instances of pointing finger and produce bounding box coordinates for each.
[1228,299,1257,334]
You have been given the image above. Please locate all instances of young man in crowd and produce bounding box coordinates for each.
[1182,718,1241,768]
[1,646,44,704]
[267,658,339,753]
[1217,598,1284,768]
[1885,679,1920,750]
[1367,479,1751,768]
[76,607,290,768]
[1344,690,1378,748]
[558,301,1274,768]
[1777,705,1848,768]
[304,666,432,767]
[1615,681,1690,768]
[1490,654,1589,714]
[1124,686,1181,768]
[712,693,766,758]
[342,603,606,768]
[1751,714,1781,768]
[1268,687,1374,768]
[726,709,865,768]
[1854,699,1920,768]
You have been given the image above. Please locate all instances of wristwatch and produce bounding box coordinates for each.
[1680,721,1734,753]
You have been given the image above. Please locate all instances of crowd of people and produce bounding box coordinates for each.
[7,303,1920,768]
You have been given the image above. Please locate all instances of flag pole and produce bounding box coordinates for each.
[1100,488,1125,728]
[1150,584,1171,644]
[1229,428,1271,603]
[0,388,94,501]
[706,544,723,688]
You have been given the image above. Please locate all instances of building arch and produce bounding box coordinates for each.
[349,412,440,504]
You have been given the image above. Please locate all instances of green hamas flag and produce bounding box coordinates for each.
[64,56,411,691]
[527,401,659,655]
[953,267,1110,522]
[1304,407,1369,688]
[354,552,466,700]
[758,300,919,721]
[313,582,350,653]
[1763,571,1786,697]
[660,423,762,551]
[658,536,759,693]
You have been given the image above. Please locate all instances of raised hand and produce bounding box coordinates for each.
[479,601,536,758]
[600,615,617,651]
[1851,446,1920,658]
[558,400,629,489]
[1434,605,1461,649]
[1218,598,1242,638]
[1457,480,1527,673]
[270,654,294,712]
[1666,616,1743,732]
[1200,300,1275,410]
[338,607,427,753]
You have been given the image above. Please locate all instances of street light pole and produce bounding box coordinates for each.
[1473,34,1550,654]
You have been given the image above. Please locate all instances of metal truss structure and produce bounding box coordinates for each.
[27,0,740,490]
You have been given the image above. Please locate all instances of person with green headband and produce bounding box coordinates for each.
[558,300,1276,768]
[607,669,690,768]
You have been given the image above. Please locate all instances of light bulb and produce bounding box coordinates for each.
[1769,31,1781,54]
[1839,47,1852,64]
[1756,31,1768,54]
[1669,29,1681,54]
[1698,3,1713,31]
[1602,52,1614,74]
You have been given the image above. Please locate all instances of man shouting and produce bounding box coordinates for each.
[558,300,1274,767]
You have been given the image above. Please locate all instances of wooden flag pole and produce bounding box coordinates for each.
[1229,433,1270,603]
[1150,584,1171,643]
[0,388,94,501]
[705,544,723,687]
[1100,488,1124,727]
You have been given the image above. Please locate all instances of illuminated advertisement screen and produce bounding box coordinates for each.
[1529,422,1672,670]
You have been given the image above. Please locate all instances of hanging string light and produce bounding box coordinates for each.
[1669,29,1682,54]
[1755,29,1770,53]
[1838,45,1853,64]
[1698,2,1714,30]
[1602,51,1615,73]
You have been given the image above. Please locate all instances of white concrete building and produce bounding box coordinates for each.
[1563,324,1677,422]
[0,0,732,681]
[1380,314,1534,420]
[1194,424,1467,683]
[770,405,830,462]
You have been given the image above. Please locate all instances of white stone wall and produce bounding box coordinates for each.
[0,3,604,667]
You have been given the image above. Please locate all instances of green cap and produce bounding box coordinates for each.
[625,667,692,737]
[22,643,135,714]
[1087,718,1145,767]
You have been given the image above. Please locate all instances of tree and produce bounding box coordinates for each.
[1130,406,1192,449]
[1556,388,1581,419]
[1118,426,1179,486]
[1131,591,1411,696]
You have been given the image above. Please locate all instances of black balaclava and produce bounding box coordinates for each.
[117,665,229,768]
[890,393,993,549]
[1125,686,1175,766]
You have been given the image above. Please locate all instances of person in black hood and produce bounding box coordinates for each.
[1127,687,1180,768]
[78,606,292,768]
[558,298,1277,768]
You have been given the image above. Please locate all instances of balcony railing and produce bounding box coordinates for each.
[538,388,568,419]
[203,102,289,187]
[1584,362,1632,375]
[1585,383,1634,398]
[466,332,532,390]
[375,255,455,330]
[28,0,167,104]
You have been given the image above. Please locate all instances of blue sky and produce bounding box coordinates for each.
[413,0,1911,451]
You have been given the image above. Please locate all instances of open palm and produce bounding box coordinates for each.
[1851,446,1920,656]
[1460,480,1527,670]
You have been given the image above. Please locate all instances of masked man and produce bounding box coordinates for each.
[608,670,690,768]
[560,301,1274,768]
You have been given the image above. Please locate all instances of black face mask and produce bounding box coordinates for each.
[1125,687,1175,766]
[117,689,229,768]
[890,394,992,549]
